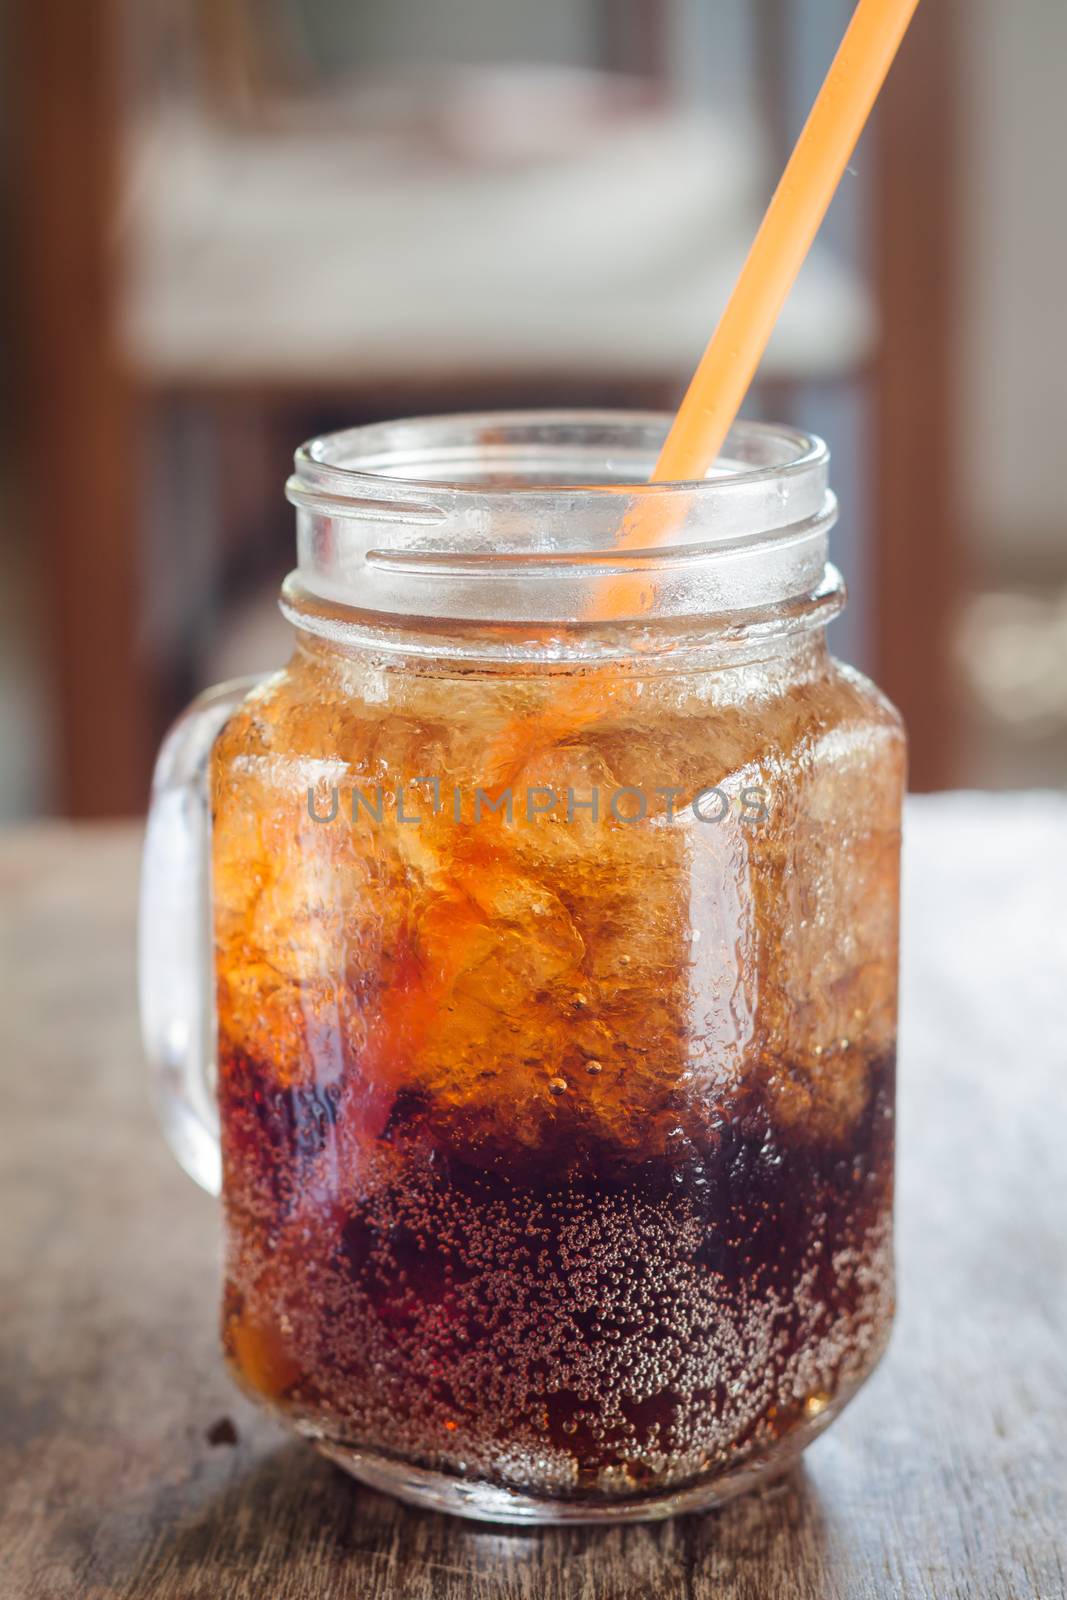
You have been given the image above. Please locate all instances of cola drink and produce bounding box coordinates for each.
[212,635,903,1514]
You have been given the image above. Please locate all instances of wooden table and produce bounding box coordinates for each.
[2,797,1065,1599]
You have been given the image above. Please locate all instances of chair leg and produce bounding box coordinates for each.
[11,0,150,816]
[874,0,963,792]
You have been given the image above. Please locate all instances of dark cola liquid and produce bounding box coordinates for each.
[211,647,903,1502]
[220,1045,894,1497]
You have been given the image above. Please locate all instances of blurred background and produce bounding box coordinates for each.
[1,0,1064,818]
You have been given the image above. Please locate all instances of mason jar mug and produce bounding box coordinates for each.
[139,412,905,1523]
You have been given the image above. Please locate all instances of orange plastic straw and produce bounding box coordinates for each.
[591,0,922,622]
[480,0,924,776]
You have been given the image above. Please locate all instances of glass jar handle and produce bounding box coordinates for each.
[138,676,263,1195]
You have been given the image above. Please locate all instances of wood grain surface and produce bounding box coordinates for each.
[1,798,1065,1599]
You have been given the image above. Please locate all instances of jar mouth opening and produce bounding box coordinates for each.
[290,410,827,508]
[285,410,836,628]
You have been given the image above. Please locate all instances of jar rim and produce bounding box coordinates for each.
[288,410,828,512]
[284,410,837,629]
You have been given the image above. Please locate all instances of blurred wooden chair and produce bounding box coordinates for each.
[11,0,958,815]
